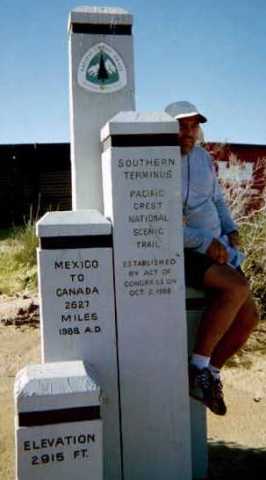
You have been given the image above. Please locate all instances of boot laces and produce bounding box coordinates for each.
[214,378,224,399]
[198,369,211,390]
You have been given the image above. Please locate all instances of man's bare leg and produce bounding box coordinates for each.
[189,264,253,415]
[210,295,259,369]
[193,264,250,357]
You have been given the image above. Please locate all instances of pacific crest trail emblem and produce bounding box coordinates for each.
[78,42,127,93]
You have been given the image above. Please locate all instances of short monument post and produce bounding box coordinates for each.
[68,6,135,211]
[36,210,122,480]
[101,111,192,480]
[186,289,208,479]
[15,361,102,480]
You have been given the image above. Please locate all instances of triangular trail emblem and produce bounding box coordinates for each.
[78,43,127,93]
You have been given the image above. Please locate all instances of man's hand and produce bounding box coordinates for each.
[206,238,229,264]
[228,231,240,248]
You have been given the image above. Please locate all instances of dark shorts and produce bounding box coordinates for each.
[184,249,244,289]
[184,249,214,288]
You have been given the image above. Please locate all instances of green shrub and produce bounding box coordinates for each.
[0,222,38,295]
[240,210,266,320]
[216,151,266,321]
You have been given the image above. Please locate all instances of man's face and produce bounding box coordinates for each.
[178,116,200,155]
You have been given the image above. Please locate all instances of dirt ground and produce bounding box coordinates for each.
[1,295,266,480]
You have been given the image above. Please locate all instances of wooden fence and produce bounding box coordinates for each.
[0,141,265,227]
[0,143,71,227]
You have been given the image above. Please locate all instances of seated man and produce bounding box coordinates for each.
[165,100,259,415]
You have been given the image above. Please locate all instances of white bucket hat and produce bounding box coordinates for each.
[165,101,207,123]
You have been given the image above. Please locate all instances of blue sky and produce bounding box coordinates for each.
[1,0,266,145]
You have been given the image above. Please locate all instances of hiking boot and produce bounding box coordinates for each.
[189,364,212,405]
[189,364,227,416]
[209,376,227,416]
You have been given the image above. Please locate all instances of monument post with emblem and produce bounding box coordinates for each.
[68,6,135,211]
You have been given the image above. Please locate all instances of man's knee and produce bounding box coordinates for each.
[241,297,260,331]
[230,296,259,342]
[204,264,250,303]
[228,274,250,302]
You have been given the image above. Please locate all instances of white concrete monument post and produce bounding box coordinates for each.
[186,289,208,479]
[36,210,122,480]
[68,6,135,211]
[15,361,102,480]
[101,112,192,480]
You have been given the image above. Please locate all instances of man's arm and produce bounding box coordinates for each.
[184,225,229,264]
[183,224,213,253]
[227,230,241,248]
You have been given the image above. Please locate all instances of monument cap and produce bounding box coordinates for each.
[165,101,207,123]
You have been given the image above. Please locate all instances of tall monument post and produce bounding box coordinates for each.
[101,112,192,480]
[68,6,135,211]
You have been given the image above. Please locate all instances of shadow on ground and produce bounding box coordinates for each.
[208,440,266,479]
